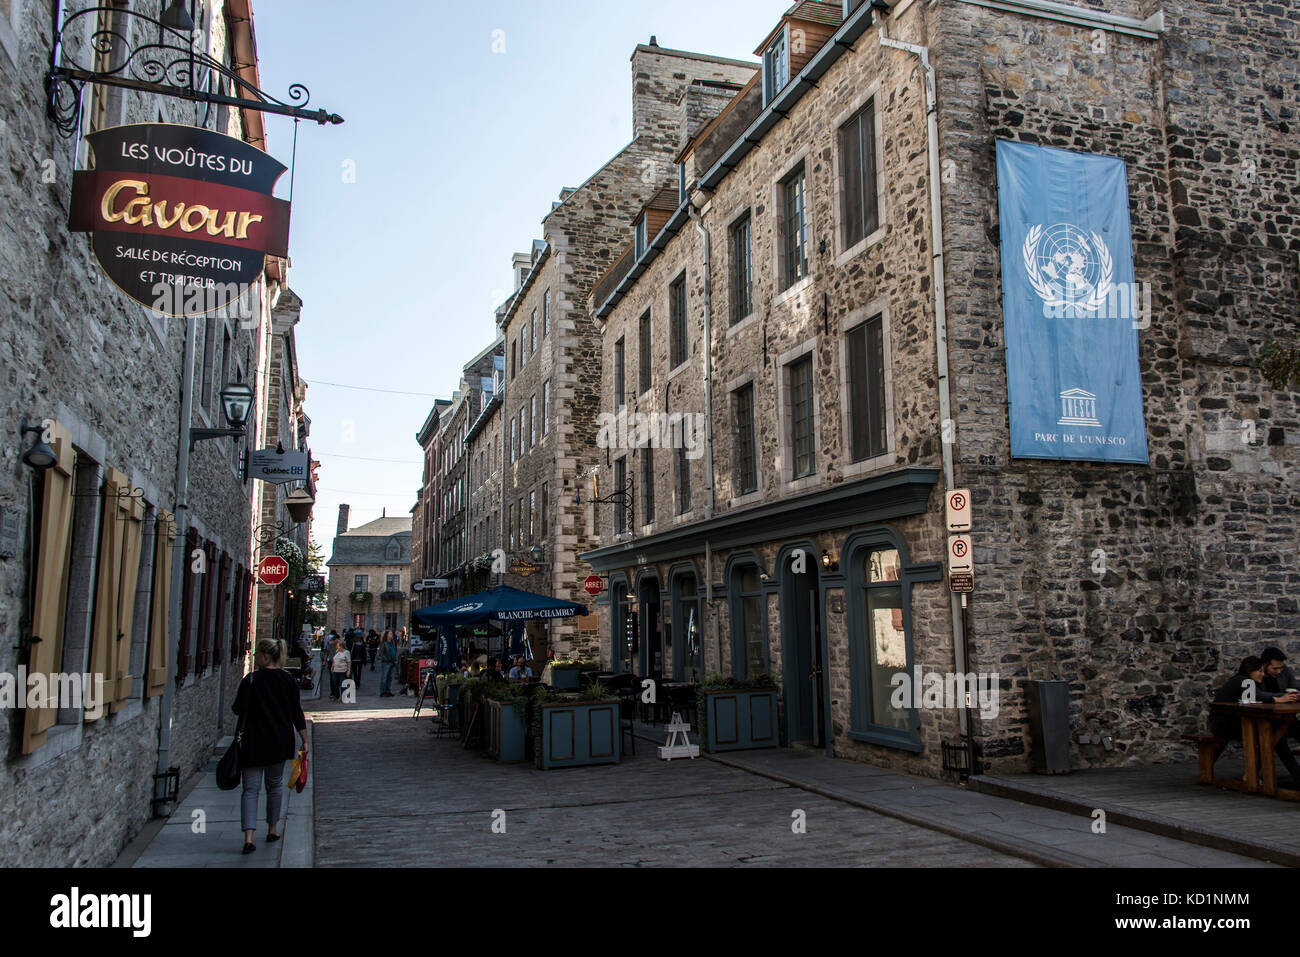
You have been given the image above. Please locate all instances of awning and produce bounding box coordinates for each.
[412,585,586,628]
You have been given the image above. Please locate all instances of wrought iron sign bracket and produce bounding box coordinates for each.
[46,5,344,138]
[592,480,636,540]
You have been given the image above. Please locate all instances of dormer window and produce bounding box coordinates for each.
[678,162,687,204]
[763,27,789,106]
[634,215,648,259]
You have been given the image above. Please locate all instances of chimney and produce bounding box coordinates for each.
[649,35,659,47]
[337,504,350,535]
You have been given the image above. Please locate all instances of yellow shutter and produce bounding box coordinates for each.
[23,423,77,755]
[87,469,124,720]
[111,471,144,712]
[145,510,176,697]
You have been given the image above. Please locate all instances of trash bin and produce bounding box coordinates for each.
[1025,679,1071,774]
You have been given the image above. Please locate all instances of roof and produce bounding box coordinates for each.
[328,517,412,567]
[340,516,411,538]
[631,186,681,225]
[755,0,844,53]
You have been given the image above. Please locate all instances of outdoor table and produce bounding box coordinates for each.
[1208,701,1300,799]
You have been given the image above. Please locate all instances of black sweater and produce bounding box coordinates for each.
[232,668,307,767]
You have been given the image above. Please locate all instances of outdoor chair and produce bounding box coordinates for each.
[618,690,636,756]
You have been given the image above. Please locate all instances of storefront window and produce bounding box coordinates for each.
[675,574,701,683]
[730,563,766,678]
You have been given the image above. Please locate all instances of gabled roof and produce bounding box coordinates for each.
[340,517,411,538]
[755,0,845,54]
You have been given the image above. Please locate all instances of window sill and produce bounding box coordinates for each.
[835,224,887,268]
[22,722,84,769]
[780,472,823,496]
[846,727,923,753]
[728,490,763,509]
[666,359,693,383]
[673,510,698,525]
[726,313,759,338]
[840,450,895,481]
[772,275,814,309]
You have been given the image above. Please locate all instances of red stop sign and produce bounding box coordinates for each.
[257,556,289,585]
[583,575,605,596]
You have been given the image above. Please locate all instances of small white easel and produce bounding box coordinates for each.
[657,712,700,760]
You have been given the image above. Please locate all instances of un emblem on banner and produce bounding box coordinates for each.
[1023,223,1114,312]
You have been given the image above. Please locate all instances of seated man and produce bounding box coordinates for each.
[1211,656,1300,783]
[1260,647,1300,744]
[508,657,534,681]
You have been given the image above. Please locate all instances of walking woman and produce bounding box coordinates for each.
[232,638,309,855]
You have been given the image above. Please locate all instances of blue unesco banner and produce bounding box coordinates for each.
[995,140,1149,464]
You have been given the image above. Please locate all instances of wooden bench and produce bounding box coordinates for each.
[1182,733,1226,785]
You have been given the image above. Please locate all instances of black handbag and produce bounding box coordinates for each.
[216,674,251,791]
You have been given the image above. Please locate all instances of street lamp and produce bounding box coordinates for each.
[190,379,255,451]
[528,544,545,564]
[18,420,57,471]
[159,0,195,32]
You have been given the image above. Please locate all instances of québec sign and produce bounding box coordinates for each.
[68,123,291,316]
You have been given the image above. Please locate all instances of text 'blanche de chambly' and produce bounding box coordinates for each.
[890,668,1000,719]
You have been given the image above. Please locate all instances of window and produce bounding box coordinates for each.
[847,315,887,461]
[781,164,809,289]
[542,380,550,435]
[541,483,549,539]
[763,27,789,106]
[529,309,537,359]
[614,456,628,535]
[511,339,517,379]
[840,100,879,248]
[385,613,399,632]
[787,355,815,478]
[520,406,528,452]
[669,273,688,368]
[543,288,551,337]
[642,448,655,524]
[734,383,758,495]
[676,423,691,515]
[730,213,753,324]
[731,564,766,677]
[614,336,626,412]
[634,216,648,259]
[353,575,369,593]
[638,309,652,393]
[849,543,920,749]
[530,394,537,447]
[679,161,688,204]
[518,497,525,545]
[387,574,400,593]
[844,0,865,15]
[510,418,517,463]
[528,490,536,542]
[508,505,514,551]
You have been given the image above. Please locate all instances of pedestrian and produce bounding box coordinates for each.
[231,638,308,855]
[367,630,379,672]
[379,630,398,697]
[330,639,350,700]
[349,630,367,691]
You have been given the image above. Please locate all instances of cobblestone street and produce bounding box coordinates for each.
[307,682,1031,867]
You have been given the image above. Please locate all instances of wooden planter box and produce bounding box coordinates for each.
[485,698,528,762]
[550,667,581,690]
[700,688,779,753]
[439,682,462,730]
[536,699,620,769]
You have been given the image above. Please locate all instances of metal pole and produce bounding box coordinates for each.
[156,314,196,775]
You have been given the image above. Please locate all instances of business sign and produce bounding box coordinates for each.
[68,123,291,315]
[995,140,1148,464]
[257,556,289,586]
[509,561,537,578]
[248,448,308,484]
[299,575,325,595]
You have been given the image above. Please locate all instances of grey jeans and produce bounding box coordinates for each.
[240,761,287,833]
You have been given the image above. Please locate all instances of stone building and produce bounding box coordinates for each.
[0,0,300,865]
[251,286,314,647]
[495,41,758,659]
[582,0,1300,776]
[413,399,451,586]
[326,508,412,635]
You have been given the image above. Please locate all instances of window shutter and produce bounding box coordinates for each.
[212,553,230,666]
[177,527,198,679]
[195,541,217,673]
[100,468,145,715]
[146,510,176,696]
[22,423,77,754]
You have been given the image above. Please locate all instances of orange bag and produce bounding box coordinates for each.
[288,748,308,793]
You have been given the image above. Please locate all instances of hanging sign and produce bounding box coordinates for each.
[995,140,1148,464]
[68,123,292,316]
[248,448,309,484]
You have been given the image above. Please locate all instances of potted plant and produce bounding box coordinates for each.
[484,683,531,762]
[532,683,621,769]
[548,657,583,690]
[696,673,779,753]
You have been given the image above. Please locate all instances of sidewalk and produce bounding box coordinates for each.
[115,694,317,869]
[631,722,1277,868]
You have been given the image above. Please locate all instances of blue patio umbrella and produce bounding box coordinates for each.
[412,585,586,629]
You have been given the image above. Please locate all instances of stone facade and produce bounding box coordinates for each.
[326,513,412,635]
[493,44,758,659]
[583,0,1300,776]
[0,0,292,864]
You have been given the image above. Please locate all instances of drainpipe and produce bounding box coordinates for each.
[688,205,716,521]
[879,29,970,738]
[156,314,196,778]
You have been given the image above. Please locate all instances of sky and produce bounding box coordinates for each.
[250,0,787,553]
